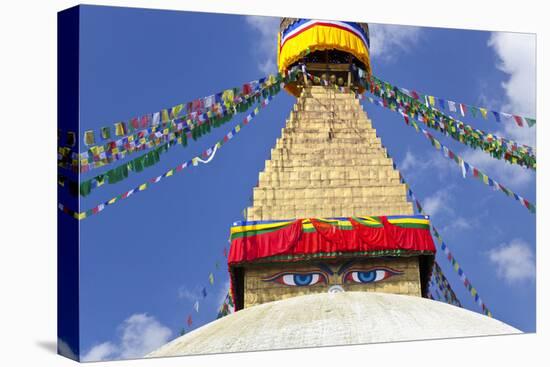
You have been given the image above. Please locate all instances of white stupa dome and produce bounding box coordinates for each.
[147,292,520,357]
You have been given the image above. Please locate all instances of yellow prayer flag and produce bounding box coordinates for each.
[161,109,170,123]
[479,108,488,119]
[235,125,241,133]
[139,183,147,191]
[428,95,435,106]
[166,170,174,177]
[172,104,184,118]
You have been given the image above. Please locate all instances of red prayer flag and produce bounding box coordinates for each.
[513,115,524,127]
[187,315,192,327]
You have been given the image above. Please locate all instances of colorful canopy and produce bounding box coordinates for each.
[229,215,435,265]
[277,19,372,75]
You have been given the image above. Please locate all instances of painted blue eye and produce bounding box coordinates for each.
[294,274,313,286]
[357,271,376,283]
[264,272,327,286]
[344,267,403,284]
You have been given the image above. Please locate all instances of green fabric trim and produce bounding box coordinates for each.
[230,250,435,267]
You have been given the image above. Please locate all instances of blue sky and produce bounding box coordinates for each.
[76,5,536,361]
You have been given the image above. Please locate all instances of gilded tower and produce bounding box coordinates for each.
[227,18,435,311]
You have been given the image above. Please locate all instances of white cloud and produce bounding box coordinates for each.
[370,23,423,61]
[398,148,454,182]
[245,15,279,75]
[488,239,535,284]
[441,216,472,233]
[81,342,118,362]
[487,32,536,148]
[422,190,449,217]
[177,285,200,302]
[81,313,172,362]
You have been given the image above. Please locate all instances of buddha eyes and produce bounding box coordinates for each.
[343,267,403,284]
[263,272,327,286]
[263,267,403,287]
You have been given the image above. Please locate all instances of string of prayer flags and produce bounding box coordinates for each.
[217,292,235,319]
[393,163,493,317]
[431,261,462,307]
[62,68,298,163]
[360,76,536,170]
[59,68,298,174]
[363,94,535,214]
[397,85,535,128]
[58,93,278,220]
[75,85,282,197]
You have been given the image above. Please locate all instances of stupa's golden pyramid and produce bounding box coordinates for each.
[247,86,414,221]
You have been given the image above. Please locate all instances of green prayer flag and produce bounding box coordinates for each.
[100,127,111,140]
[80,180,92,197]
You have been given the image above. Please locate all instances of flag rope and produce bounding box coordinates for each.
[394,83,535,128]
[361,94,535,214]
[392,161,493,317]
[304,70,535,170]
[67,85,281,198]
[58,93,280,221]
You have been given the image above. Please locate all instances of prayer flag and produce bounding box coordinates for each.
[479,108,488,119]
[209,273,214,285]
[100,127,111,140]
[187,315,192,327]
[492,111,501,122]
[84,130,95,146]
[448,100,457,112]
[438,98,445,110]
[115,122,126,136]
[194,301,199,313]
[525,118,536,127]
[202,287,207,298]
[459,103,467,117]
[152,112,160,126]
[513,115,524,127]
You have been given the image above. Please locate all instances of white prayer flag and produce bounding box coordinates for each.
[448,100,457,112]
